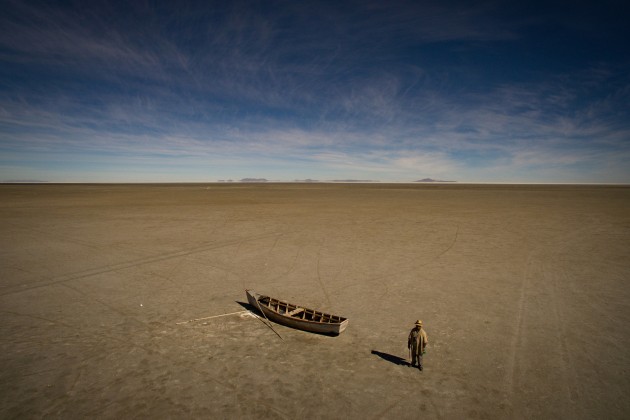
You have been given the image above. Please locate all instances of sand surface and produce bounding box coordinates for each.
[1,183,629,418]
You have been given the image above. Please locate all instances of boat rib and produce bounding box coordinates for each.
[246,289,348,335]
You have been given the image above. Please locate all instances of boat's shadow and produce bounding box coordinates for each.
[236,301,257,312]
[371,350,411,367]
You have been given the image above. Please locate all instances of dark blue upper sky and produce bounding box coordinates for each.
[1,0,628,182]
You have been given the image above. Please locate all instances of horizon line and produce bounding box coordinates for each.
[2,181,629,186]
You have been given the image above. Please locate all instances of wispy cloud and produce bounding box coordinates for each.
[1,0,628,182]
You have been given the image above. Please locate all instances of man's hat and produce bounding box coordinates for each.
[415,320,423,326]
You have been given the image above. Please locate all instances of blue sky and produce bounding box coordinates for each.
[1,0,629,183]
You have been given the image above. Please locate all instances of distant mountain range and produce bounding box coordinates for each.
[239,178,268,182]
[331,179,377,183]
[414,178,456,183]
[214,178,456,183]
[217,178,269,182]
[219,178,378,183]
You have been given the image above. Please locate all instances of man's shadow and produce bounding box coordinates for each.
[371,350,410,367]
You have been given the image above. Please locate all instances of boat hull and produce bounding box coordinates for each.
[246,290,348,335]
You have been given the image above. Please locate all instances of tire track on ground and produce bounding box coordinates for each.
[0,232,283,297]
[503,223,592,414]
[2,220,147,257]
[2,298,290,419]
[435,224,460,260]
[316,241,332,306]
[543,256,579,416]
[337,223,464,298]
[503,250,533,408]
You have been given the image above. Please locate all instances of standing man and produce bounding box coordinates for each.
[408,320,428,371]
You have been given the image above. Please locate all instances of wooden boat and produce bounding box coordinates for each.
[246,289,348,335]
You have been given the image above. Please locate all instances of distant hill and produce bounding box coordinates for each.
[239,178,268,182]
[414,178,455,183]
